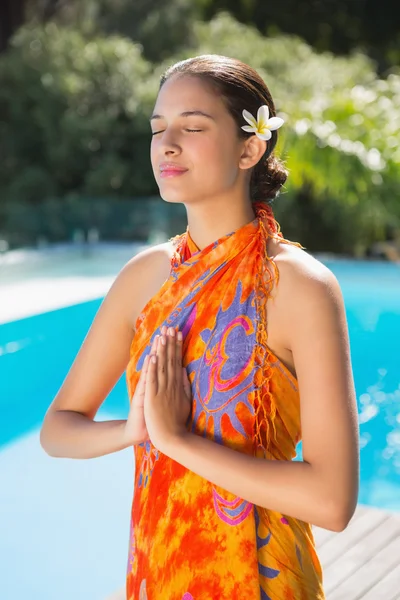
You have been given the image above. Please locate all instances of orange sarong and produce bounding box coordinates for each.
[125,203,325,599]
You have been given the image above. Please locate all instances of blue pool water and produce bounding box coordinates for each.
[1,257,399,510]
[1,253,400,599]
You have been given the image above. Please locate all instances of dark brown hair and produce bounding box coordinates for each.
[159,54,288,205]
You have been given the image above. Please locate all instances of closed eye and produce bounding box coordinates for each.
[151,129,202,136]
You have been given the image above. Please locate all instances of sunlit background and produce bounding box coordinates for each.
[1,1,399,599]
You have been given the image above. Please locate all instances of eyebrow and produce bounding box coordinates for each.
[149,110,216,122]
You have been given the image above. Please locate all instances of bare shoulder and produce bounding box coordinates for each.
[266,235,344,353]
[268,238,344,356]
[269,235,339,286]
[122,241,176,329]
[123,240,175,275]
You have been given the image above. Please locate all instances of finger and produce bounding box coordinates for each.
[136,355,149,394]
[131,355,150,409]
[157,331,168,390]
[166,328,176,388]
[142,351,153,379]
[151,334,159,354]
[147,335,159,378]
[176,329,183,371]
[182,366,191,398]
[145,352,158,397]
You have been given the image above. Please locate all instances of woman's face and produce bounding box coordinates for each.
[150,74,246,205]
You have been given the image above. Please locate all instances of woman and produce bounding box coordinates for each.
[40,55,360,599]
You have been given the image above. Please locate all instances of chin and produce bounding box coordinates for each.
[159,190,188,205]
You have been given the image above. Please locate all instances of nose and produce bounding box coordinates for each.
[158,128,181,156]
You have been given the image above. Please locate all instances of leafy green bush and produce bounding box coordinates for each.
[1,13,399,254]
[0,23,158,206]
[160,13,400,253]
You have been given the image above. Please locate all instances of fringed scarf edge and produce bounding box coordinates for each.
[168,202,305,459]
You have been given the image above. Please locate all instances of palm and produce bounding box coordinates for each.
[125,343,192,446]
[127,401,149,444]
[126,360,150,445]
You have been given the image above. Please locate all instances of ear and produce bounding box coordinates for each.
[238,135,266,171]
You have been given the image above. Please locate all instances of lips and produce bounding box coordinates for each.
[160,169,188,178]
[159,163,188,173]
[159,163,188,178]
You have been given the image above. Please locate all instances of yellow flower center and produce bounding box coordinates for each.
[257,119,269,132]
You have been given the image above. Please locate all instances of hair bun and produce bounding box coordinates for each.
[251,153,288,203]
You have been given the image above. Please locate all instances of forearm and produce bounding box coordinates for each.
[40,410,132,459]
[164,433,350,531]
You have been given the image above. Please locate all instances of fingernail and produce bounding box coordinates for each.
[169,327,175,336]
[177,331,182,341]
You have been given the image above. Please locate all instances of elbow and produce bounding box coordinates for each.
[324,499,357,532]
[39,419,59,458]
[39,425,52,456]
[329,511,352,532]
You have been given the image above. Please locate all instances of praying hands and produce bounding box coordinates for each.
[124,326,192,452]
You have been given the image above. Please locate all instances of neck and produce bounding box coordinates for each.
[185,199,257,251]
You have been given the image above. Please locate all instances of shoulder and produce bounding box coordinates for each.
[271,236,341,293]
[268,236,345,347]
[117,241,177,329]
[124,240,175,273]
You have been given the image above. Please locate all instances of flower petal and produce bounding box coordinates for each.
[267,117,284,130]
[242,109,257,127]
[256,130,272,141]
[257,105,269,128]
[241,125,257,133]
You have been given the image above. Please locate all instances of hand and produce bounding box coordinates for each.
[144,325,192,453]
[123,337,158,446]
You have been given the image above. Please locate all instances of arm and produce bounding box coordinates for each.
[163,258,360,531]
[41,413,129,459]
[40,244,170,459]
[39,257,136,459]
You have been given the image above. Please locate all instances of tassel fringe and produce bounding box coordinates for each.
[252,202,304,457]
[169,203,305,460]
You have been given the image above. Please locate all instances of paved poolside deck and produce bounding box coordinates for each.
[314,503,400,599]
[106,503,400,600]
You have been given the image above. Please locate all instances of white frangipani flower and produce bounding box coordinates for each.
[241,105,284,141]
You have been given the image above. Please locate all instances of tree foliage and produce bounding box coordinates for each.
[198,0,400,75]
[0,12,399,253]
[24,0,200,62]
[157,13,400,252]
[0,22,157,206]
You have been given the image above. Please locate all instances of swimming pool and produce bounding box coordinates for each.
[1,247,399,599]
